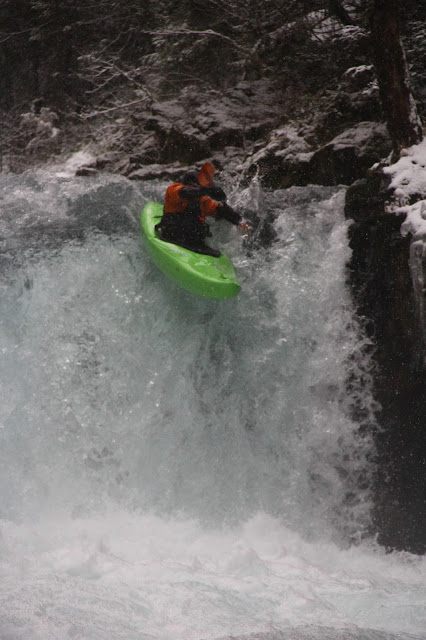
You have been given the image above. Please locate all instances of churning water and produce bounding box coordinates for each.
[0,172,424,640]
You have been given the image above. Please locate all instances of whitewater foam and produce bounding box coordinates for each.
[1,511,424,640]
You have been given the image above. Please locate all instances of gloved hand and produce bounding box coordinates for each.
[238,220,252,235]
[200,186,227,202]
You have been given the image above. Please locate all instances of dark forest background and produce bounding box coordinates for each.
[0,0,424,179]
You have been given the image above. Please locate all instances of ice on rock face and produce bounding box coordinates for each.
[384,140,426,346]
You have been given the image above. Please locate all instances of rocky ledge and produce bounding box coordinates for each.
[11,63,388,191]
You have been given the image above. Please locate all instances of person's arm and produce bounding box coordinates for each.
[178,185,202,200]
[217,203,241,225]
[178,185,226,201]
[218,203,252,234]
[201,197,252,233]
[200,186,226,201]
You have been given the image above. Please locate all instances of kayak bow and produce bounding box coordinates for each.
[140,202,241,300]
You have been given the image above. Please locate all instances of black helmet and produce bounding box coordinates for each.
[182,171,199,186]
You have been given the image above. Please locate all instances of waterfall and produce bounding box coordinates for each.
[0,172,424,640]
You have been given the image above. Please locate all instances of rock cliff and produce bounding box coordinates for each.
[345,143,426,553]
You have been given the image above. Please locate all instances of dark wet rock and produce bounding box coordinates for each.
[344,170,393,222]
[244,122,392,189]
[126,162,192,182]
[307,123,392,185]
[345,168,426,555]
[107,81,281,180]
[75,166,99,177]
[144,118,211,164]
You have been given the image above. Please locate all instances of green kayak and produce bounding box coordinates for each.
[140,202,241,299]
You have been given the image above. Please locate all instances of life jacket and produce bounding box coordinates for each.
[163,183,220,223]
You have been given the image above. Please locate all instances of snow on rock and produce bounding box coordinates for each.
[328,121,388,153]
[384,138,426,198]
[242,120,392,188]
[382,138,426,332]
[383,138,426,239]
[248,125,312,165]
[342,65,376,94]
[400,200,426,240]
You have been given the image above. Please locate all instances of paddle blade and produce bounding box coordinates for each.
[198,162,215,187]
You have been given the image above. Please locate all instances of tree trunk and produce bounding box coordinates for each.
[328,0,354,26]
[370,0,423,158]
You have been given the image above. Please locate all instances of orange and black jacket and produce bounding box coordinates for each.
[163,183,240,224]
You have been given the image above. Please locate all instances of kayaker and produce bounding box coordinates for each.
[157,163,248,257]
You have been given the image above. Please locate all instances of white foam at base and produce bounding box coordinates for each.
[1,511,425,640]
